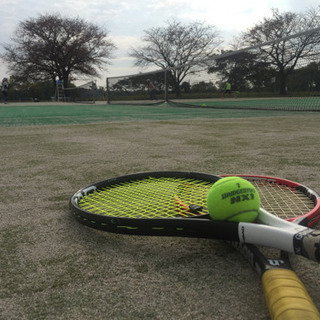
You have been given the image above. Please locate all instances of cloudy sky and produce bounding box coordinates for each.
[0,0,319,86]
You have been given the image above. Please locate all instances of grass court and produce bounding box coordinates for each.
[1,101,320,319]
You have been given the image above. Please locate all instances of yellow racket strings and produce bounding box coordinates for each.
[78,177,212,218]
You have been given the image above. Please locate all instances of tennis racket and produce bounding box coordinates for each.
[69,171,320,319]
[69,171,320,262]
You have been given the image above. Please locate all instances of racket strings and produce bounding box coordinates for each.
[78,177,211,218]
[253,182,315,219]
[78,176,316,220]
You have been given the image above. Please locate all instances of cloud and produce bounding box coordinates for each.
[0,0,319,84]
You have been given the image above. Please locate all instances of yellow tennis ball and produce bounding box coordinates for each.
[207,177,260,222]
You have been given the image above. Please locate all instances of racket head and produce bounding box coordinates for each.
[221,174,320,227]
[69,171,219,233]
[70,171,320,235]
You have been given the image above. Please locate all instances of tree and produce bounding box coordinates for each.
[129,19,221,96]
[240,8,320,94]
[209,49,272,92]
[191,81,216,93]
[2,14,116,88]
[287,61,320,92]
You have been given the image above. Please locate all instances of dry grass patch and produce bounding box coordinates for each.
[1,115,320,319]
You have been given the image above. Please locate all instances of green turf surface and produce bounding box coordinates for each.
[0,102,309,127]
[171,97,320,111]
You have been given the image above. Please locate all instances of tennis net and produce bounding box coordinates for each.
[106,69,167,105]
[64,81,97,104]
[107,27,320,111]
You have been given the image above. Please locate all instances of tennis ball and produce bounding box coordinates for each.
[207,177,260,222]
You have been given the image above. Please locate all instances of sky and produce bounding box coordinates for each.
[0,0,319,87]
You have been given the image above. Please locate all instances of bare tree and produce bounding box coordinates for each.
[129,19,221,96]
[241,8,320,94]
[2,14,116,88]
[209,49,271,92]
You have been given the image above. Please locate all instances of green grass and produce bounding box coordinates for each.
[175,96,320,111]
[0,102,304,127]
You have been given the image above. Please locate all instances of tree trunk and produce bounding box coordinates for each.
[279,70,287,95]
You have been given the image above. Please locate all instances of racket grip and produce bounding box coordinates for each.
[262,269,320,320]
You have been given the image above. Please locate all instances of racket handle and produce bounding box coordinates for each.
[262,269,320,320]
